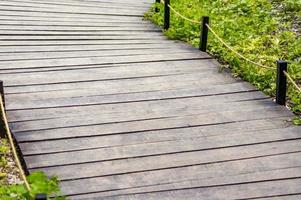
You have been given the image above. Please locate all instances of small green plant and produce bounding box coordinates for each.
[0,171,65,200]
[293,117,301,125]
[146,0,301,113]
[1,138,65,199]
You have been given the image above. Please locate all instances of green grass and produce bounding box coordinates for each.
[145,0,301,115]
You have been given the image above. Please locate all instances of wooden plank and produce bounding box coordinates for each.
[0,21,157,27]
[61,164,301,197]
[2,58,208,78]
[0,30,164,35]
[23,126,301,168]
[0,1,149,11]
[0,16,150,23]
[6,83,259,111]
[0,4,148,15]
[9,100,280,133]
[4,0,152,9]
[40,152,301,183]
[0,25,161,31]
[251,195,301,200]
[13,107,292,142]
[0,5,147,13]
[0,48,195,62]
[4,74,220,97]
[0,13,145,23]
[0,39,177,46]
[70,177,301,199]
[36,139,301,180]
[0,35,168,41]
[1,63,227,87]
[7,91,265,120]
[0,7,146,17]
[0,53,210,70]
[4,72,233,94]
[19,123,295,155]
[1,0,151,9]
[0,43,182,54]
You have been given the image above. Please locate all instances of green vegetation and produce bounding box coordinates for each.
[145,0,301,115]
[0,138,65,200]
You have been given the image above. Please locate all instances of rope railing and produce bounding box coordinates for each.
[168,5,199,24]
[205,24,275,70]
[0,82,48,200]
[0,94,30,191]
[154,0,300,105]
[157,0,274,70]
[284,71,301,92]
[159,0,199,24]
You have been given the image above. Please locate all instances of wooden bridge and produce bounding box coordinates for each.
[1,0,301,199]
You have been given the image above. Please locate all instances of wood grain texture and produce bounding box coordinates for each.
[1,0,300,199]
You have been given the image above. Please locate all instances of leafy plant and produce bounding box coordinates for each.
[1,138,65,199]
[293,117,301,125]
[146,0,301,114]
[0,171,65,200]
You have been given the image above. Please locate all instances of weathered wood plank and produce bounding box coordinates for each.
[8,91,265,121]
[5,72,233,94]
[0,35,168,41]
[3,0,152,9]
[0,21,156,27]
[72,178,301,200]
[0,43,182,54]
[20,123,295,155]
[6,86,259,112]
[14,114,291,143]
[0,48,197,62]
[0,25,161,31]
[0,30,164,35]
[36,139,301,180]
[62,166,301,198]
[0,7,146,18]
[1,0,151,9]
[0,53,210,70]
[0,0,146,12]
[0,16,150,24]
[24,126,301,168]
[10,100,281,133]
[0,4,148,16]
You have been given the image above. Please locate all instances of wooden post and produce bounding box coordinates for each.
[164,0,170,30]
[276,60,287,105]
[155,0,160,12]
[200,16,209,52]
[0,80,4,108]
[0,80,5,138]
[35,194,47,200]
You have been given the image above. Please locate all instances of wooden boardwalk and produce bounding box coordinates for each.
[1,0,301,199]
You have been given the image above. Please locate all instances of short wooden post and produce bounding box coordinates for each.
[276,60,287,105]
[200,16,209,52]
[164,0,170,30]
[0,80,4,108]
[35,194,47,200]
[155,0,160,12]
[0,80,5,138]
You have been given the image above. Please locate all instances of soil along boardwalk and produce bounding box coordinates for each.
[1,0,301,199]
